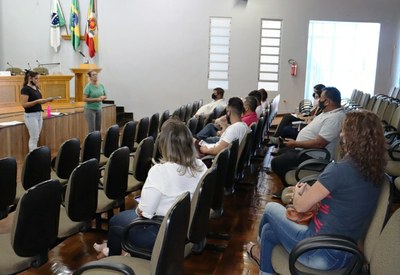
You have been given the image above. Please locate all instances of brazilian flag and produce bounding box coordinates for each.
[70,0,80,50]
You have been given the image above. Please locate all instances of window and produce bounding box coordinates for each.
[208,17,231,90]
[258,19,282,92]
[305,21,380,99]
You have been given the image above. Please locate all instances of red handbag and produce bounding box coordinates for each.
[286,204,319,225]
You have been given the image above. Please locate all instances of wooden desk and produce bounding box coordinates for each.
[0,103,116,165]
[70,66,102,102]
[0,75,74,107]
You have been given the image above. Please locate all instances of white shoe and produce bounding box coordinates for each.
[93,242,107,253]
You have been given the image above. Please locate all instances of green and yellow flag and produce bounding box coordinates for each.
[70,0,80,50]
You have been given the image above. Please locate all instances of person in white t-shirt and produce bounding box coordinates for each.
[94,118,207,258]
[200,97,249,156]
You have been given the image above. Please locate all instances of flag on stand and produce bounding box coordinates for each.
[85,0,98,57]
[70,0,80,51]
[50,0,65,52]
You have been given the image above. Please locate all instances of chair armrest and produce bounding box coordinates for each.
[74,261,135,275]
[121,216,163,260]
[384,130,399,145]
[298,174,319,185]
[297,148,331,161]
[388,139,400,161]
[289,234,364,275]
[295,159,330,181]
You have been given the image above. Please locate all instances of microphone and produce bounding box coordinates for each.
[36,59,41,67]
[27,63,32,70]
[6,62,13,68]
[79,51,86,58]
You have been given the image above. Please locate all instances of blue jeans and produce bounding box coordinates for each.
[108,209,159,255]
[24,112,43,152]
[259,202,352,273]
[196,123,219,143]
[84,108,102,133]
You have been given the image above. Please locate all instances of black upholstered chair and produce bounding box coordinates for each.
[185,166,217,255]
[224,139,239,195]
[76,192,191,275]
[15,146,51,204]
[196,114,206,134]
[0,157,17,219]
[99,124,120,167]
[128,137,154,194]
[185,103,193,122]
[158,110,170,132]
[0,179,62,274]
[120,121,137,153]
[210,148,230,218]
[148,113,160,141]
[96,147,130,229]
[152,134,162,164]
[187,117,198,136]
[134,117,150,150]
[58,159,100,238]
[81,131,102,163]
[51,138,81,185]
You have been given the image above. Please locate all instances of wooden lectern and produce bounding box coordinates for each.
[70,64,102,102]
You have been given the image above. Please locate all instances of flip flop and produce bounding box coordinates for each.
[246,242,260,267]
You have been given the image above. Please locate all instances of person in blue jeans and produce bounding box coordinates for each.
[94,118,207,257]
[247,111,387,274]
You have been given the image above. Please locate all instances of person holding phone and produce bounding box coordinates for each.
[83,70,107,133]
[20,70,54,152]
[94,118,207,258]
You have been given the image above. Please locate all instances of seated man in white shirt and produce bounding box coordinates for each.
[200,97,249,156]
[195,87,227,117]
[271,87,346,197]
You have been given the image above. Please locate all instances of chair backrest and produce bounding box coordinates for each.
[381,102,398,125]
[188,167,217,245]
[250,117,265,156]
[187,117,198,135]
[365,96,377,111]
[159,110,170,131]
[376,99,389,120]
[21,146,51,190]
[64,159,100,222]
[0,157,17,218]
[369,208,400,275]
[196,114,206,134]
[225,139,239,192]
[151,192,191,275]
[363,176,391,263]
[103,147,130,200]
[213,105,226,119]
[153,134,162,163]
[81,131,102,162]
[388,105,400,131]
[236,130,253,174]
[103,124,120,158]
[136,117,150,144]
[185,103,193,122]
[179,105,186,122]
[131,137,154,182]
[148,113,160,141]
[12,179,62,257]
[211,148,230,212]
[120,121,137,152]
[359,92,370,108]
[191,101,199,117]
[371,97,383,114]
[54,138,81,179]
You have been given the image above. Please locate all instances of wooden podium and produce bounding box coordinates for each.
[70,64,102,102]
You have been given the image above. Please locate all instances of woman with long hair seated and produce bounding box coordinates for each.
[247,110,387,274]
[94,118,207,257]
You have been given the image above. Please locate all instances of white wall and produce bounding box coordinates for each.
[1,0,400,117]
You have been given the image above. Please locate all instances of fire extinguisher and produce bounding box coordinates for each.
[288,59,297,76]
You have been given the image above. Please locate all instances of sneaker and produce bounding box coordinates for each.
[93,241,107,253]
